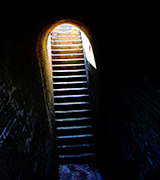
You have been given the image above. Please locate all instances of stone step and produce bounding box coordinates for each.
[52,53,84,59]
[52,31,80,36]
[55,117,92,127]
[52,69,86,76]
[54,101,90,111]
[57,125,92,130]
[54,94,89,103]
[51,44,83,49]
[52,35,81,41]
[52,64,85,70]
[51,48,83,54]
[51,39,82,45]
[53,81,88,89]
[57,134,94,147]
[55,109,90,114]
[52,58,84,65]
[55,109,91,119]
[56,125,93,136]
[53,75,86,80]
[53,87,88,96]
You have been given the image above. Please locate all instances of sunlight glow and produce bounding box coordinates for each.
[81,31,97,69]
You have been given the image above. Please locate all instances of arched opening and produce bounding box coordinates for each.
[47,23,96,69]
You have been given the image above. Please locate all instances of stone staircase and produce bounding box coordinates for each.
[51,24,95,164]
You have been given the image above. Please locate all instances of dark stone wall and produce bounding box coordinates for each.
[105,63,160,179]
[0,6,159,180]
[0,16,57,179]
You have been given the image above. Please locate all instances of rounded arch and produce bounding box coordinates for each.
[36,19,96,123]
[47,19,92,44]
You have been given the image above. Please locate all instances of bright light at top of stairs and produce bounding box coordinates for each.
[50,23,97,69]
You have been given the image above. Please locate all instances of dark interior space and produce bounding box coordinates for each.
[0,6,159,180]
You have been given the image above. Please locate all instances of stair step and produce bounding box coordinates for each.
[56,124,93,136]
[55,111,91,119]
[52,54,84,59]
[53,81,88,89]
[52,39,82,42]
[53,81,87,85]
[59,153,95,159]
[57,134,95,147]
[52,35,81,41]
[56,125,92,130]
[52,53,83,56]
[53,88,88,96]
[52,64,85,70]
[54,94,89,98]
[58,144,94,148]
[51,44,83,49]
[52,48,83,54]
[53,75,86,79]
[51,40,82,45]
[55,109,90,114]
[56,117,91,122]
[57,134,93,139]
[52,64,84,67]
[54,102,90,111]
[52,58,84,61]
[52,59,85,65]
[54,102,89,106]
[52,69,85,73]
[54,95,89,103]
[54,87,87,91]
[52,27,78,32]
[52,32,80,36]
[57,143,95,156]
[56,117,91,127]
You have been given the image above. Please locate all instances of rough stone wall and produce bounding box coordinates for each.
[0,20,56,180]
[107,63,160,179]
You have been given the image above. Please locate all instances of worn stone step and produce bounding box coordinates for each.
[51,39,82,45]
[52,69,86,76]
[52,64,85,70]
[58,145,95,157]
[55,109,91,119]
[55,109,90,114]
[52,53,84,59]
[52,58,84,65]
[51,44,83,49]
[54,101,90,111]
[52,35,81,41]
[51,48,83,54]
[53,81,87,88]
[57,134,94,147]
[53,81,87,89]
[57,125,92,130]
[53,75,87,82]
[55,116,91,127]
[53,81,87,85]
[52,31,80,36]
[54,94,89,103]
[59,153,95,159]
[53,87,88,96]
[56,125,93,136]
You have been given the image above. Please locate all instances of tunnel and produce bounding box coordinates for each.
[0,8,159,180]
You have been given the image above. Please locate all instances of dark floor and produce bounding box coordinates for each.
[58,163,104,180]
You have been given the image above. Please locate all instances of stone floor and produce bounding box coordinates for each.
[58,163,104,180]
